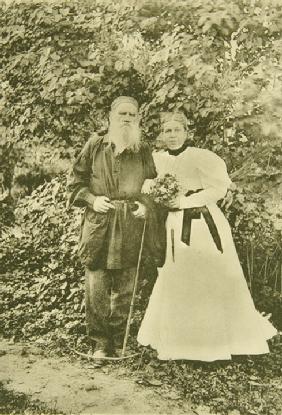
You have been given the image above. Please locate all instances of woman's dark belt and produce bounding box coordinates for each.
[180,190,223,253]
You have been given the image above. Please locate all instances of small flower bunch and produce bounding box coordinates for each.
[147,173,180,206]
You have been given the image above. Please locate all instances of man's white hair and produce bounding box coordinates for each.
[108,120,141,155]
[111,96,139,112]
[108,98,141,154]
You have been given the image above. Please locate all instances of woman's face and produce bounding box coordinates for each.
[162,121,186,150]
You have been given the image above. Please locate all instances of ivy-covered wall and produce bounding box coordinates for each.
[0,0,281,334]
[1,1,282,156]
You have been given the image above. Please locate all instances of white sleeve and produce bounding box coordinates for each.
[179,151,232,209]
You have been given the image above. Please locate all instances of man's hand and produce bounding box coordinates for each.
[132,201,146,219]
[93,196,115,213]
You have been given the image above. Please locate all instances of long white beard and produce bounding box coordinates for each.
[108,122,141,155]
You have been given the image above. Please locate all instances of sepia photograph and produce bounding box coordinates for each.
[0,0,281,414]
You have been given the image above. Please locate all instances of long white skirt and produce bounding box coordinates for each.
[137,205,277,361]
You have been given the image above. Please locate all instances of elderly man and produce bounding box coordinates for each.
[68,96,157,358]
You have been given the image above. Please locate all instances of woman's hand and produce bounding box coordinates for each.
[166,197,181,210]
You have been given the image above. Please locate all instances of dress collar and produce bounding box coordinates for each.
[102,133,110,144]
[166,142,188,156]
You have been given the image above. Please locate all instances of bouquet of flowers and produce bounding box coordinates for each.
[146,173,180,206]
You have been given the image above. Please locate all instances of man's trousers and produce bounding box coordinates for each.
[85,267,136,351]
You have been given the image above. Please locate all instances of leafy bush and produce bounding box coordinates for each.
[0,176,281,415]
[0,176,85,339]
[0,1,282,413]
[1,0,282,150]
[224,185,282,329]
[0,173,158,340]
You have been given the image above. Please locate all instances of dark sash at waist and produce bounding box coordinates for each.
[180,190,223,253]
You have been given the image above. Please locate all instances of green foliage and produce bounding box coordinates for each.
[0,176,281,415]
[1,0,281,218]
[0,196,15,236]
[0,176,85,339]
[1,0,282,147]
[0,2,282,414]
[0,131,17,191]
[0,381,60,414]
[124,340,282,415]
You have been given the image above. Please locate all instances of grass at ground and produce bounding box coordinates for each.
[114,336,282,415]
[0,381,60,415]
[45,329,282,415]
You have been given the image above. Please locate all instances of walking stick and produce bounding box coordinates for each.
[73,219,147,362]
[121,218,147,357]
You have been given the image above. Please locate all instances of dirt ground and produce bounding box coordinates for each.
[0,338,220,415]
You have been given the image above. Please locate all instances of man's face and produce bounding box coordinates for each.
[110,103,139,128]
[108,101,141,153]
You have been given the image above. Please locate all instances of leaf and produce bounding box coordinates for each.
[163,391,181,400]
[249,381,262,386]
[79,60,94,68]
[39,47,51,69]
[145,378,163,387]
[52,182,60,200]
[41,213,48,223]
[12,227,24,239]
[48,261,59,270]
[114,61,123,71]
[139,16,158,30]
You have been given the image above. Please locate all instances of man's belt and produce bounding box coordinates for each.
[110,199,139,221]
[181,190,223,253]
[111,199,138,210]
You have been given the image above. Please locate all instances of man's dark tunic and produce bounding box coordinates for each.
[68,134,157,270]
[68,134,164,350]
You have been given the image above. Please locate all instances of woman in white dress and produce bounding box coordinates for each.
[137,112,276,361]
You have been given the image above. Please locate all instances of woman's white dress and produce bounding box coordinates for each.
[137,147,276,361]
